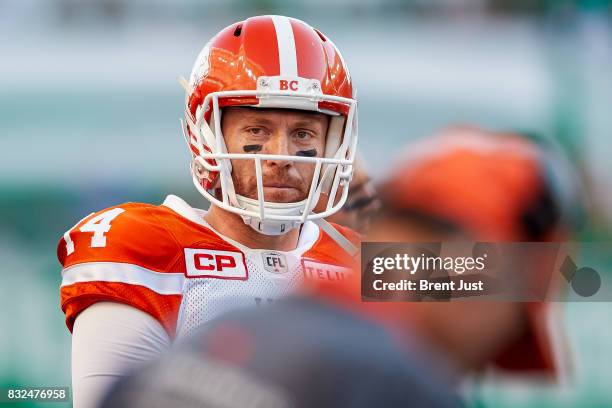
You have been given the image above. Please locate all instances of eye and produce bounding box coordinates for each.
[295,130,313,140]
[248,127,265,136]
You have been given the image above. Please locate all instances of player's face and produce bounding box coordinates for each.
[221,107,329,203]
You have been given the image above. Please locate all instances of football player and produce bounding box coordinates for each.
[57,16,359,408]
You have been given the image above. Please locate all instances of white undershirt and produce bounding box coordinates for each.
[71,302,169,408]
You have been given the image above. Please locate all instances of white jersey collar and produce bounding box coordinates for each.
[161,194,320,255]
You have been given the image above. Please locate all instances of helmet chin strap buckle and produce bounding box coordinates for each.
[241,215,298,236]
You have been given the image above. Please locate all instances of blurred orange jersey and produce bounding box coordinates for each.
[58,195,358,339]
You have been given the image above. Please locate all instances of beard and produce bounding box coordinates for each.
[231,162,311,203]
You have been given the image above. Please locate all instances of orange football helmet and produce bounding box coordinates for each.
[181,15,358,235]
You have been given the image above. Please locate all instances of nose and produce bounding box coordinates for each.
[264,131,292,168]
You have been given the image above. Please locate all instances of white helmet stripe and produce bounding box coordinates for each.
[271,15,298,77]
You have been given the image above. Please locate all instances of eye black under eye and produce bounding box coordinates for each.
[243,144,263,153]
[296,149,317,157]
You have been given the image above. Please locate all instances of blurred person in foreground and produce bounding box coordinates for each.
[367,126,583,379]
[57,15,361,408]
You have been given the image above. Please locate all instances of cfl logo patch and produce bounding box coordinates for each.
[262,251,288,274]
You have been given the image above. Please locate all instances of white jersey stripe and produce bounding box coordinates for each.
[271,15,298,77]
[61,262,185,295]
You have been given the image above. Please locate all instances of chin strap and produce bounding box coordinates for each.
[313,218,360,258]
[242,216,299,236]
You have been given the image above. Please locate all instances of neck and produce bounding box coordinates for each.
[204,204,301,251]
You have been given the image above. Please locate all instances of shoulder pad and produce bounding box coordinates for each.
[57,202,181,272]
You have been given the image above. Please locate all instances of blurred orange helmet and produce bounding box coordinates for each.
[379,125,582,242]
[378,125,583,377]
[181,15,358,235]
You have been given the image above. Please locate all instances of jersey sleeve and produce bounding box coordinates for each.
[57,203,184,337]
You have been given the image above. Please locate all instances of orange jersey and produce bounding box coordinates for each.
[58,195,359,339]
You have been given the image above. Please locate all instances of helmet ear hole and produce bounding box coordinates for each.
[233,24,242,37]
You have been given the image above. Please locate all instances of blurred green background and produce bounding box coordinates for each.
[1,0,612,406]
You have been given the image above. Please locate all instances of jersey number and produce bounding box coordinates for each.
[64,208,125,255]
